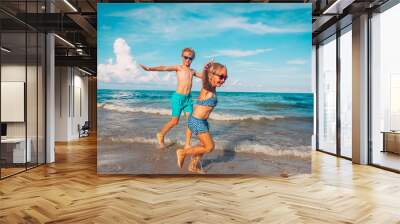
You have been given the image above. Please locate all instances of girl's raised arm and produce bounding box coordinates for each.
[194,61,213,79]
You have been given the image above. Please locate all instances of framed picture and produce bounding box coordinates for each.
[97,3,312,175]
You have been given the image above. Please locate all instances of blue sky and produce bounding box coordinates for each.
[98,3,312,93]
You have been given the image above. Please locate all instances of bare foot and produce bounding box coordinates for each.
[188,157,205,174]
[188,166,205,174]
[176,149,185,168]
[280,171,289,178]
[156,132,165,149]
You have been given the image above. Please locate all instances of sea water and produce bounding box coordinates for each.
[97,89,313,159]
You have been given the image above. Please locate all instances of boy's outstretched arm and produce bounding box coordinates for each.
[140,64,179,72]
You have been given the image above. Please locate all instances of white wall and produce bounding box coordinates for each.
[1,65,26,138]
[1,65,26,81]
[1,65,41,138]
[1,64,46,164]
[72,73,89,138]
[55,67,89,141]
[55,67,69,141]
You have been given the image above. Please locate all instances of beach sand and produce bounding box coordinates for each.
[98,138,311,176]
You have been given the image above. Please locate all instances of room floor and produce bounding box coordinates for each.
[0,135,399,223]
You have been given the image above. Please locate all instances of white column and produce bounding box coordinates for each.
[352,14,369,164]
[45,0,55,163]
[46,33,55,163]
[312,45,317,150]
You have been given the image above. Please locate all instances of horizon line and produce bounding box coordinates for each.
[97,88,313,94]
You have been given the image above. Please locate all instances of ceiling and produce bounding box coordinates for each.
[0,0,394,75]
[0,0,97,74]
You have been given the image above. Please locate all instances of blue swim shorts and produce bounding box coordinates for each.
[171,92,193,117]
[188,115,209,135]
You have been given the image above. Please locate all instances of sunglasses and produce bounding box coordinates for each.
[183,56,194,61]
[211,73,227,80]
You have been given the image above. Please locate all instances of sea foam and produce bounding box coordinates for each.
[102,136,310,159]
[232,141,310,159]
[98,103,285,121]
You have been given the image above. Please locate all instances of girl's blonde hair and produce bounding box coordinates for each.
[206,62,227,78]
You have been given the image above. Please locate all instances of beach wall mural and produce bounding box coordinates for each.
[97,3,313,175]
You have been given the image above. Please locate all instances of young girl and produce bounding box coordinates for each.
[176,62,228,174]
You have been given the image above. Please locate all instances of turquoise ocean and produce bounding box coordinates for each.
[98,89,313,159]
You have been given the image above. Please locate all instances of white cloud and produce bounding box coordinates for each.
[229,79,243,86]
[234,60,260,66]
[217,17,309,34]
[98,38,175,85]
[287,59,307,65]
[220,80,312,93]
[229,4,311,13]
[106,6,309,41]
[207,48,272,58]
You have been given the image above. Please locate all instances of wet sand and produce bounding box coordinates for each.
[97,139,311,176]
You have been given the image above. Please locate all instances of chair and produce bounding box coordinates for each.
[78,121,90,138]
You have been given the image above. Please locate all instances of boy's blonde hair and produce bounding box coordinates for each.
[182,48,195,59]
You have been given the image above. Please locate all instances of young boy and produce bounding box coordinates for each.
[140,48,204,149]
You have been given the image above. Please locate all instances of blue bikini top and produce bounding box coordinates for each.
[196,95,218,107]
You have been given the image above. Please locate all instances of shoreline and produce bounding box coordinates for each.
[98,139,311,176]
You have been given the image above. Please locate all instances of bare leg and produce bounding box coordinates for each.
[176,132,214,168]
[189,140,203,173]
[157,117,179,148]
[188,155,205,174]
[184,112,192,149]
